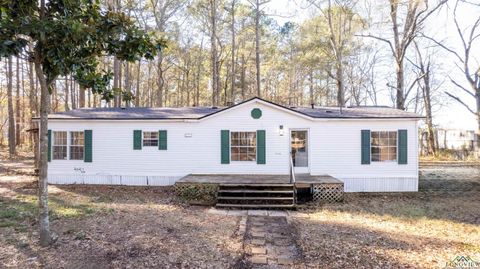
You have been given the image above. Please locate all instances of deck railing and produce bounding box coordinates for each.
[289,152,296,184]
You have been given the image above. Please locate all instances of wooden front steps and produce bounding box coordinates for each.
[216,184,296,209]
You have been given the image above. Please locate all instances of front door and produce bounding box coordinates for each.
[290,130,309,173]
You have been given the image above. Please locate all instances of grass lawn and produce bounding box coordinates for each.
[1,150,479,268]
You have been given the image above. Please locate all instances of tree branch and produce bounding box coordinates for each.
[445,91,476,114]
[355,34,395,55]
[449,77,476,98]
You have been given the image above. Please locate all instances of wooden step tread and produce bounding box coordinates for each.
[216,203,295,208]
[219,184,294,187]
[217,196,294,200]
[218,190,294,194]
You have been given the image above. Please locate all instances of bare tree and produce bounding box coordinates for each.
[359,0,446,109]
[412,42,436,155]
[425,0,480,150]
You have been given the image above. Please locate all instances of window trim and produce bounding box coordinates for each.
[230,131,257,162]
[370,130,398,163]
[142,131,159,147]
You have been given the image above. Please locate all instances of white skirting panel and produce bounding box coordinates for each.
[340,177,418,192]
[48,174,183,186]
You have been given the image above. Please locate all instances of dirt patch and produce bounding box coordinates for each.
[293,165,480,268]
[0,150,243,268]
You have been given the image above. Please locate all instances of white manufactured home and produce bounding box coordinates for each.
[43,97,421,194]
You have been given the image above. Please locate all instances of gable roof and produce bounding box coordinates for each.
[43,97,423,120]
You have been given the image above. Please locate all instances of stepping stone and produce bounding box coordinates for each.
[228,210,247,216]
[277,256,294,265]
[251,231,266,237]
[251,247,267,254]
[251,238,265,245]
[250,255,267,264]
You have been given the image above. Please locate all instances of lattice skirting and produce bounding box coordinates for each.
[312,183,344,203]
[174,183,219,205]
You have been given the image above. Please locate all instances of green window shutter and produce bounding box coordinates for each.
[398,129,408,164]
[361,130,370,165]
[159,130,167,150]
[221,130,230,164]
[133,130,142,150]
[47,130,52,162]
[257,130,266,164]
[84,130,92,162]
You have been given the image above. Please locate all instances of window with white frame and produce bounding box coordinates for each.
[371,131,397,162]
[70,131,84,160]
[231,132,256,161]
[53,131,68,160]
[143,131,158,147]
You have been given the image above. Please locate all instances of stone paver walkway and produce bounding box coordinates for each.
[243,216,304,268]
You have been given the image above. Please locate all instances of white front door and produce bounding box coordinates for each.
[290,129,309,174]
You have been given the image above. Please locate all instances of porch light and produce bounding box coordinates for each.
[279,125,284,136]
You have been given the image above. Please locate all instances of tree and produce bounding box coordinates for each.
[6,56,15,157]
[411,42,436,155]
[248,0,270,98]
[0,0,162,246]
[359,0,446,109]
[425,0,480,151]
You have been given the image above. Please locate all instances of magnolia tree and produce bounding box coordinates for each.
[0,0,163,246]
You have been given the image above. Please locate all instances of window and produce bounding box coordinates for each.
[143,132,158,147]
[231,132,256,161]
[70,131,84,160]
[371,131,397,162]
[53,131,67,160]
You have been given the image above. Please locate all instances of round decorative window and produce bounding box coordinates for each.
[251,108,262,119]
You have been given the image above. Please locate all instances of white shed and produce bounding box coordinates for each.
[42,97,421,192]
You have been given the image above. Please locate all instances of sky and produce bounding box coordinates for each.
[263,0,480,130]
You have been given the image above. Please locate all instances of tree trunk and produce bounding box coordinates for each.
[336,56,345,107]
[34,56,53,247]
[28,57,38,117]
[241,54,246,100]
[113,57,120,107]
[157,53,164,107]
[230,0,236,103]
[309,69,314,106]
[210,0,219,106]
[395,58,405,109]
[7,56,16,157]
[254,0,261,97]
[135,60,141,107]
[64,76,70,111]
[79,84,85,108]
[16,57,21,146]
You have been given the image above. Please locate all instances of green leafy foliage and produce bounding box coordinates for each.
[0,0,165,97]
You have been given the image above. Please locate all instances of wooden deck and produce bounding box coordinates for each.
[176,174,342,188]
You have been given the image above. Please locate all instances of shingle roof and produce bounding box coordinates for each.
[47,107,219,119]
[45,97,422,120]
